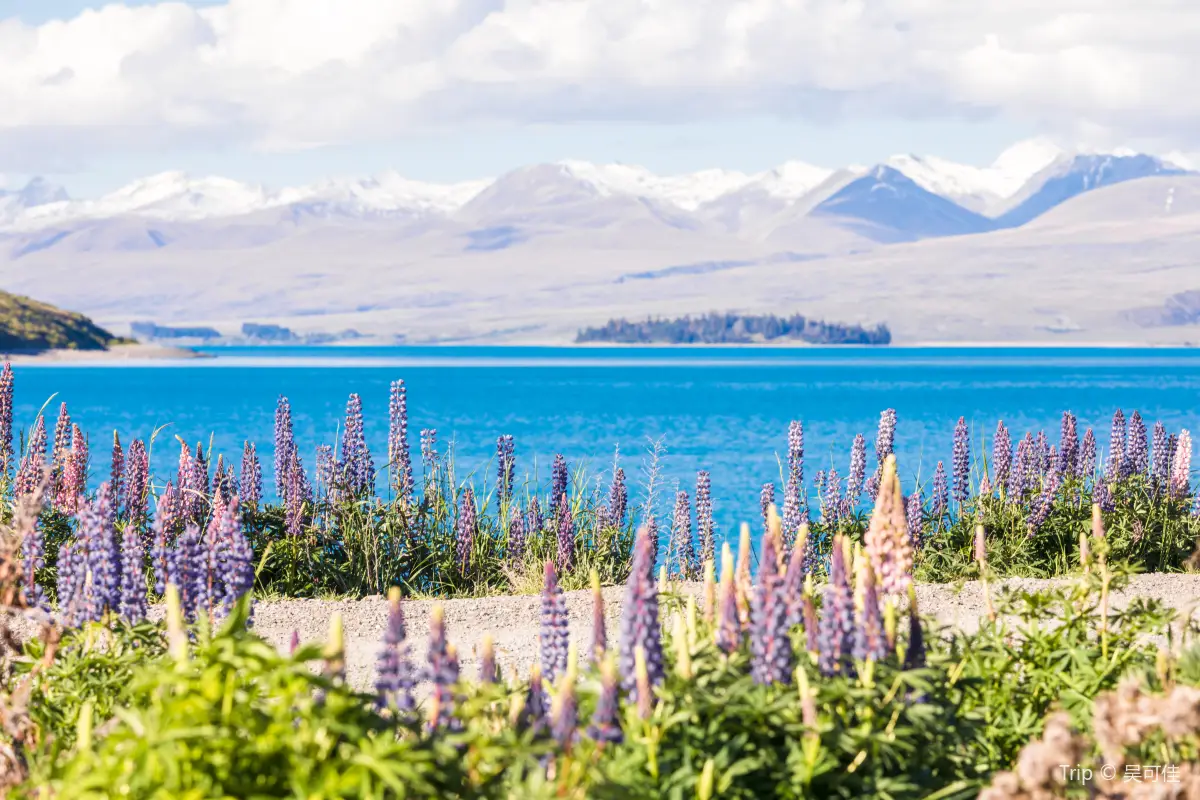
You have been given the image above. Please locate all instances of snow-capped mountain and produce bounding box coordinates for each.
[0,139,1193,248]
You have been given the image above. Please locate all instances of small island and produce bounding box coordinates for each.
[576,312,892,345]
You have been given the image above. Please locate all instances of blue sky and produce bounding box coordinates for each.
[0,0,1190,196]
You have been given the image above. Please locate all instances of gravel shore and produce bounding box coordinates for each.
[249,573,1200,691]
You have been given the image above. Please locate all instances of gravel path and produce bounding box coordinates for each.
[251,573,1200,691]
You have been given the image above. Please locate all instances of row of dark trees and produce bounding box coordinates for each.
[576,312,892,345]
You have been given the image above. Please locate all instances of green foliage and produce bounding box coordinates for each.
[0,291,129,352]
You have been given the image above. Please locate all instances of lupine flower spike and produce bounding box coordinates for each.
[540,560,570,684]
[589,569,606,664]
[617,526,664,703]
[478,634,498,685]
[750,525,792,685]
[375,586,416,714]
[715,543,740,654]
[585,654,623,745]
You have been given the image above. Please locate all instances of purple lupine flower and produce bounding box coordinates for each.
[315,444,339,502]
[1058,412,1079,479]
[952,417,971,507]
[590,576,607,663]
[508,511,527,564]
[456,488,477,576]
[78,486,120,624]
[1170,431,1192,500]
[1080,428,1097,479]
[193,442,210,501]
[906,490,924,549]
[375,589,416,714]
[904,596,927,670]
[782,421,805,548]
[56,541,82,626]
[239,441,262,510]
[539,560,570,683]
[388,380,413,500]
[339,393,374,496]
[992,421,1012,494]
[419,428,438,469]
[1106,409,1127,482]
[852,563,887,662]
[108,432,124,515]
[1125,411,1149,479]
[118,522,147,624]
[695,471,714,568]
[0,362,12,477]
[424,607,458,730]
[1031,431,1049,478]
[669,490,695,579]
[715,564,740,655]
[617,527,664,702]
[586,658,623,744]
[519,665,549,738]
[274,396,295,498]
[1095,478,1115,513]
[1008,434,1032,501]
[284,453,306,538]
[760,482,775,528]
[781,534,806,628]
[750,531,792,685]
[609,467,628,529]
[823,467,843,526]
[846,433,867,513]
[1168,433,1180,478]
[211,454,228,503]
[217,497,254,614]
[526,496,543,534]
[60,425,88,516]
[556,493,575,574]
[1026,473,1058,533]
[1152,422,1170,492]
[20,514,48,612]
[550,454,569,516]
[14,415,47,500]
[931,461,948,519]
[150,482,179,595]
[51,403,72,491]
[551,668,578,750]
[869,408,897,499]
[1193,490,1200,518]
[644,513,659,569]
[496,435,516,506]
[817,537,855,677]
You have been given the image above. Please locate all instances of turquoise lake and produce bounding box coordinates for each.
[11,346,1200,544]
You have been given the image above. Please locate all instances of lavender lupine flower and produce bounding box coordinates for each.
[823,467,843,526]
[315,444,338,501]
[586,658,623,744]
[905,490,924,549]
[852,562,886,662]
[782,421,805,548]
[1152,422,1170,492]
[108,432,124,514]
[118,522,147,623]
[339,394,373,496]
[550,454,569,516]
[56,541,82,626]
[1058,412,1079,479]
[0,362,12,477]
[750,531,792,685]
[869,409,897,499]
[609,467,628,529]
[931,461,948,519]
[715,554,740,654]
[540,561,570,683]
[551,664,578,750]
[1080,428,1097,479]
[388,380,413,500]
[904,594,927,670]
[508,512,526,564]
[519,665,549,738]
[951,417,971,507]
[617,527,664,702]
[274,396,295,498]
[496,435,515,506]
[1026,473,1058,534]
[695,471,714,568]
[60,426,89,515]
[760,482,775,528]
[419,428,438,470]
[1096,479,1116,513]
[456,489,477,575]
[817,535,855,677]
[375,588,416,714]
[1170,431,1192,500]
[14,415,47,499]
[781,533,806,628]
[217,497,254,614]
[169,523,206,621]
[645,514,659,569]
[1106,409,1127,482]
[1034,431,1052,478]
[284,454,306,539]
[553,497,574,575]
[51,403,72,480]
[526,496,543,534]
[193,443,210,499]
[211,454,228,502]
[670,491,695,579]
[846,434,867,512]
[239,441,262,510]
[424,606,458,729]
[1125,411,1149,479]
[1169,434,1180,476]
[151,482,179,595]
[992,421,1012,494]
[79,487,120,624]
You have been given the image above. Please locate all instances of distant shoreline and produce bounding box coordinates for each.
[4,343,208,364]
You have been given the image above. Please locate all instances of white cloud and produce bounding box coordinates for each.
[1,0,1198,169]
